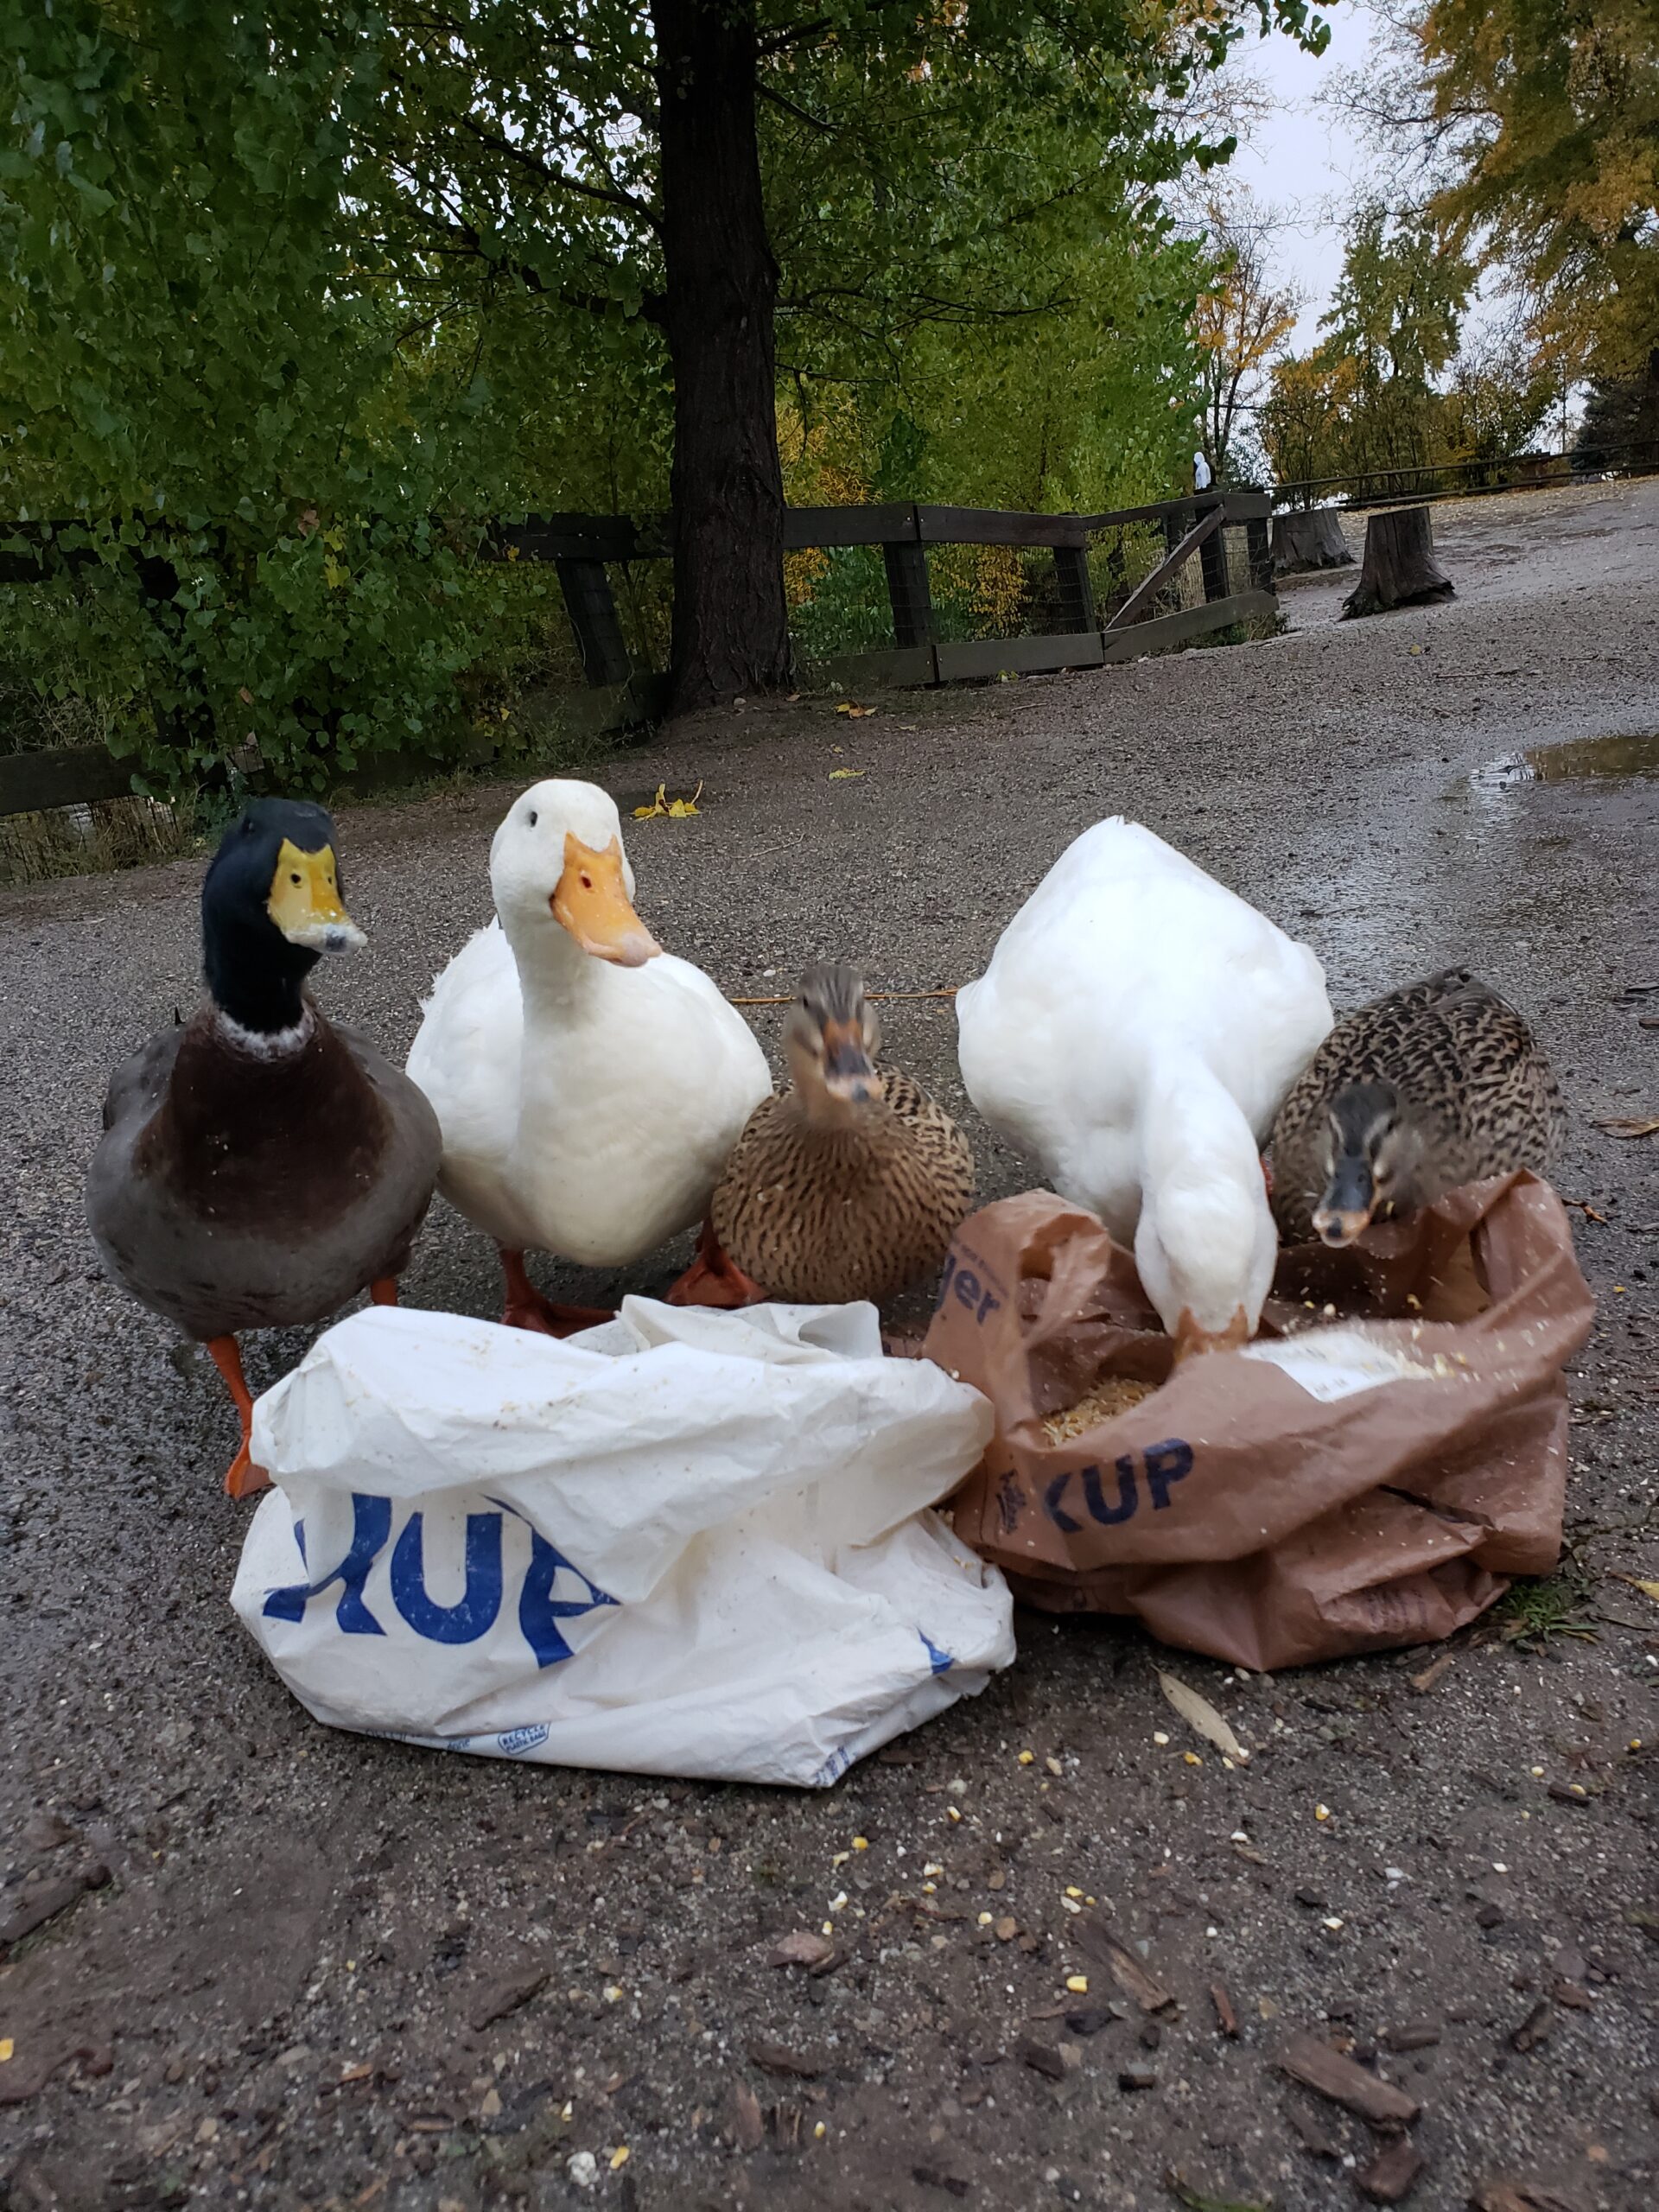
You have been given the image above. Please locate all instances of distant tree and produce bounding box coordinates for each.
[1192,191,1303,484]
[1325,0,1658,401]
[1258,346,1356,499]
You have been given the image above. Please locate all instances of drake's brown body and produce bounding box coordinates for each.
[88,1004,442,1340]
[711,1063,975,1306]
[1268,968,1560,1243]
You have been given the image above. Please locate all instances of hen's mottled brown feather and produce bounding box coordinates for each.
[1269,968,1561,1242]
[711,1062,975,1306]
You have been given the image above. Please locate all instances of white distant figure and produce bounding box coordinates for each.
[1193,449,1213,492]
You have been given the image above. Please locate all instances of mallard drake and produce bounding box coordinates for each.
[956,818,1332,1355]
[405,779,771,1330]
[671,963,976,1308]
[1268,968,1562,1245]
[86,799,442,1497]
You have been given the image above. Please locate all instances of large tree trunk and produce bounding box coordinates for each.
[1270,508,1354,575]
[1341,505,1455,619]
[654,0,791,714]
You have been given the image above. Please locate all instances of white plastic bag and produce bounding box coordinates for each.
[232,1297,1013,1787]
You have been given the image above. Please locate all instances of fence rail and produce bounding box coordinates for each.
[1273,439,1659,512]
[1,491,1274,818]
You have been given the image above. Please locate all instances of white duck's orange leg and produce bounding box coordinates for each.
[498,1249,613,1337]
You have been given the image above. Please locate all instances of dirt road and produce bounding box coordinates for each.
[3,479,1656,2211]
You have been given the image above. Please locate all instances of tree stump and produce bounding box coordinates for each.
[1269,508,1354,574]
[1341,505,1455,619]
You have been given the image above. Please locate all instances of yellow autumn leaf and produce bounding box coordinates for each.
[829,767,866,780]
[633,780,702,819]
[836,701,878,718]
[0,2038,13,2063]
[1156,1670,1249,1763]
[1628,1579,1659,1604]
[322,557,349,590]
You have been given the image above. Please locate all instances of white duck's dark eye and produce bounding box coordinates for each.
[527,810,537,826]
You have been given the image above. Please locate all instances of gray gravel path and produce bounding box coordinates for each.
[3,478,1656,2212]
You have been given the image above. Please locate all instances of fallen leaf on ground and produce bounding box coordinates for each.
[1593,1116,1659,1139]
[632,780,703,818]
[1408,1652,1455,1694]
[767,1931,836,1969]
[1157,1672,1248,1762]
[1165,2173,1270,2212]
[1612,1573,1659,1604]
[1073,1916,1177,2013]
[836,702,877,717]
[829,767,866,779]
[732,2084,764,2152]
[745,2039,822,2079]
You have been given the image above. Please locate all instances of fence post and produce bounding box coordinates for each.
[1198,508,1229,603]
[1052,543,1096,634]
[554,556,632,689]
[1245,514,1272,593]
[882,510,935,650]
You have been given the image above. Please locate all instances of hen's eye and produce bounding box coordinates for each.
[290,872,302,885]
[527,810,537,827]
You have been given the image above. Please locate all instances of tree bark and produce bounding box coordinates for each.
[1269,508,1354,574]
[1341,505,1455,619]
[654,0,791,713]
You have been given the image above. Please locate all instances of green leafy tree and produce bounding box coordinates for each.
[1328,0,1658,407]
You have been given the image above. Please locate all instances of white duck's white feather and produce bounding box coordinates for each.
[407,780,770,1268]
[957,817,1332,1337]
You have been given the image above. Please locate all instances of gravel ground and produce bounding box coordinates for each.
[3,478,1657,2212]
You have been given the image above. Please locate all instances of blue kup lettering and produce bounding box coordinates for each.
[263,1493,617,1666]
[1043,1440,1194,1533]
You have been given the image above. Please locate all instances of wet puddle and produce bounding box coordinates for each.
[1474,732,1659,788]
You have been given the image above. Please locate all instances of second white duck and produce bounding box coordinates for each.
[956,818,1332,1355]
[407,779,770,1331]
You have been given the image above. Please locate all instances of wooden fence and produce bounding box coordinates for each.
[0,491,1274,818]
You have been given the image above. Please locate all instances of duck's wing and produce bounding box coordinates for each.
[99,1026,183,1135]
[406,920,523,1158]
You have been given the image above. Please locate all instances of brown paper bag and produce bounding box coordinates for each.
[923,1174,1594,1670]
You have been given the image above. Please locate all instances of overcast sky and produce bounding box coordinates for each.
[1223,3,1379,347]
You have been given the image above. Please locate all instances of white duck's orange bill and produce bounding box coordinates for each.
[551,834,661,967]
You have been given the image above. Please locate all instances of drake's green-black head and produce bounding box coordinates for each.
[201,798,365,1033]
[1312,1078,1402,1246]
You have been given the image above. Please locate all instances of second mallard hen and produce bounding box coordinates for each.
[677,963,975,1307]
[1269,968,1562,1245]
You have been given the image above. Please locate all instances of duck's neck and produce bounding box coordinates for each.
[505,912,607,1016]
[204,925,316,1038]
[1135,1055,1275,1339]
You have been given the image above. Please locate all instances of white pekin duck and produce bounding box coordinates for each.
[956,819,1332,1356]
[406,779,770,1331]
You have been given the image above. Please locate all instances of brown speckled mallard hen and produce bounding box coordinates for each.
[671,963,975,1308]
[1268,968,1561,1246]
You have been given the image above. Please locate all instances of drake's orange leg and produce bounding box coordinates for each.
[206,1334,270,1500]
[369,1276,398,1306]
[665,1217,766,1310]
[497,1249,613,1338]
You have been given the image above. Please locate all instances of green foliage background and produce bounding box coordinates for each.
[0,0,1312,790]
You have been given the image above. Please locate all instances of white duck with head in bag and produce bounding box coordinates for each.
[957,818,1332,1356]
